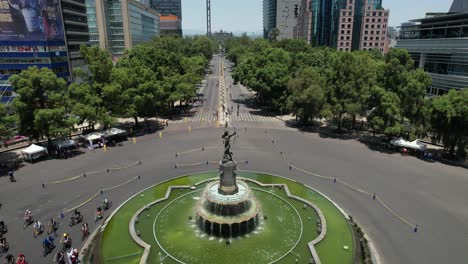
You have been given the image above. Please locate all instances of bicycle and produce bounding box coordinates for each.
[33,224,44,238]
[47,221,60,235]
[102,200,113,211]
[81,228,90,241]
[23,216,33,229]
[69,215,83,227]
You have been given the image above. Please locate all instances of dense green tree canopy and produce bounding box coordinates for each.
[287,67,326,124]
[10,66,76,144]
[0,104,15,141]
[226,37,466,158]
[429,89,468,158]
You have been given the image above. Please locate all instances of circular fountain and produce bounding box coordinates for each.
[195,130,261,238]
[196,179,261,238]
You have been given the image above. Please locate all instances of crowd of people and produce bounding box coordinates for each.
[0,198,111,263]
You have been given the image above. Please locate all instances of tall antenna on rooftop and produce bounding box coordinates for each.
[206,0,212,36]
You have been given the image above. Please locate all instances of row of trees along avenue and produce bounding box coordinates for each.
[225,36,467,160]
[5,36,216,148]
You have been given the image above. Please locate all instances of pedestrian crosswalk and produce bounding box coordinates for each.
[229,111,282,123]
[170,110,283,125]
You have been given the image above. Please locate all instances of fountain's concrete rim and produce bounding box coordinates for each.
[125,172,324,264]
[94,170,372,264]
[150,185,304,264]
[205,180,250,203]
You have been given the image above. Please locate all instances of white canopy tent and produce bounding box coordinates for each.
[390,137,427,151]
[79,132,104,149]
[21,144,48,162]
[53,139,78,151]
[102,128,127,143]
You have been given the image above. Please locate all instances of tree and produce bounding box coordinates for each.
[192,35,216,61]
[400,69,432,137]
[286,67,326,124]
[273,39,311,54]
[233,48,292,108]
[0,104,15,142]
[10,66,76,147]
[380,49,414,95]
[367,87,402,137]
[325,52,375,131]
[430,89,468,159]
[270,28,280,42]
[69,45,122,129]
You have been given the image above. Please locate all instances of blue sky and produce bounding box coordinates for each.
[182,0,453,34]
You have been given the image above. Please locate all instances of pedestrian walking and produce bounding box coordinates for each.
[8,171,15,183]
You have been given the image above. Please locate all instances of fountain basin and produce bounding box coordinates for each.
[196,180,261,237]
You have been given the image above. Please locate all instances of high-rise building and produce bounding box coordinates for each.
[160,14,181,35]
[85,0,160,60]
[270,0,390,53]
[263,0,277,39]
[0,0,88,105]
[396,1,468,95]
[335,0,389,53]
[61,0,89,73]
[263,0,302,40]
[150,0,181,35]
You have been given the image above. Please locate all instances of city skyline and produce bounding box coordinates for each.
[182,0,453,35]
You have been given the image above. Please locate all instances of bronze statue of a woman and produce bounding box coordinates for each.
[222,130,236,163]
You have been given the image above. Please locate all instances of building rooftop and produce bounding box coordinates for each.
[160,14,180,21]
[450,0,468,13]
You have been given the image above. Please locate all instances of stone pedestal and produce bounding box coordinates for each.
[218,161,238,195]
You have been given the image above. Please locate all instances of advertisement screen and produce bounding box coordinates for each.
[0,0,64,41]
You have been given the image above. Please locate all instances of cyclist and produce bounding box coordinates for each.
[81,222,89,237]
[0,237,8,252]
[5,253,14,264]
[33,220,43,235]
[33,220,42,231]
[23,210,32,222]
[0,219,6,231]
[102,198,110,210]
[72,209,81,220]
[60,233,72,249]
[16,254,26,264]
[48,218,57,234]
[96,206,103,220]
[54,250,65,264]
[42,236,54,252]
[69,248,79,264]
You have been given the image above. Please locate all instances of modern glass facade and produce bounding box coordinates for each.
[85,0,160,59]
[128,4,160,47]
[150,0,182,18]
[104,0,125,56]
[86,0,100,46]
[397,12,468,95]
[303,0,341,47]
[263,0,277,39]
[61,0,89,74]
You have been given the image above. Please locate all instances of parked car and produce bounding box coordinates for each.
[3,135,29,147]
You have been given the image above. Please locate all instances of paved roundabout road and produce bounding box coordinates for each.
[1,125,467,264]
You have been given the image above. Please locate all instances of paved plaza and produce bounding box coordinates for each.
[0,126,467,263]
[0,56,466,263]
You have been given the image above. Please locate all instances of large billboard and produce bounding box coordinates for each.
[0,0,64,41]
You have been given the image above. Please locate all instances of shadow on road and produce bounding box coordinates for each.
[115,120,165,137]
[0,152,23,176]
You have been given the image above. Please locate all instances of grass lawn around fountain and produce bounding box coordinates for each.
[98,171,354,264]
